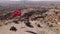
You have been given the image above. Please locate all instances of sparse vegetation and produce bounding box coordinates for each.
[0,1,60,34]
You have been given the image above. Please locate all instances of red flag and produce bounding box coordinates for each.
[13,10,21,17]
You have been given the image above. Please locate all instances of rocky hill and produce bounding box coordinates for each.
[0,7,60,34]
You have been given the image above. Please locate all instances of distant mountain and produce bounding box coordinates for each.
[0,1,60,15]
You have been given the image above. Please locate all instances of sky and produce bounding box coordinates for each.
[0,0,60,1]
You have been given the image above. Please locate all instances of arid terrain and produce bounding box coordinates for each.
[0,1,60,34]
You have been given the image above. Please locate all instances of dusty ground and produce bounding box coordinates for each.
[0,7,60,34]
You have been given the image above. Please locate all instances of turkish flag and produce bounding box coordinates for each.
[12,10,21,17]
